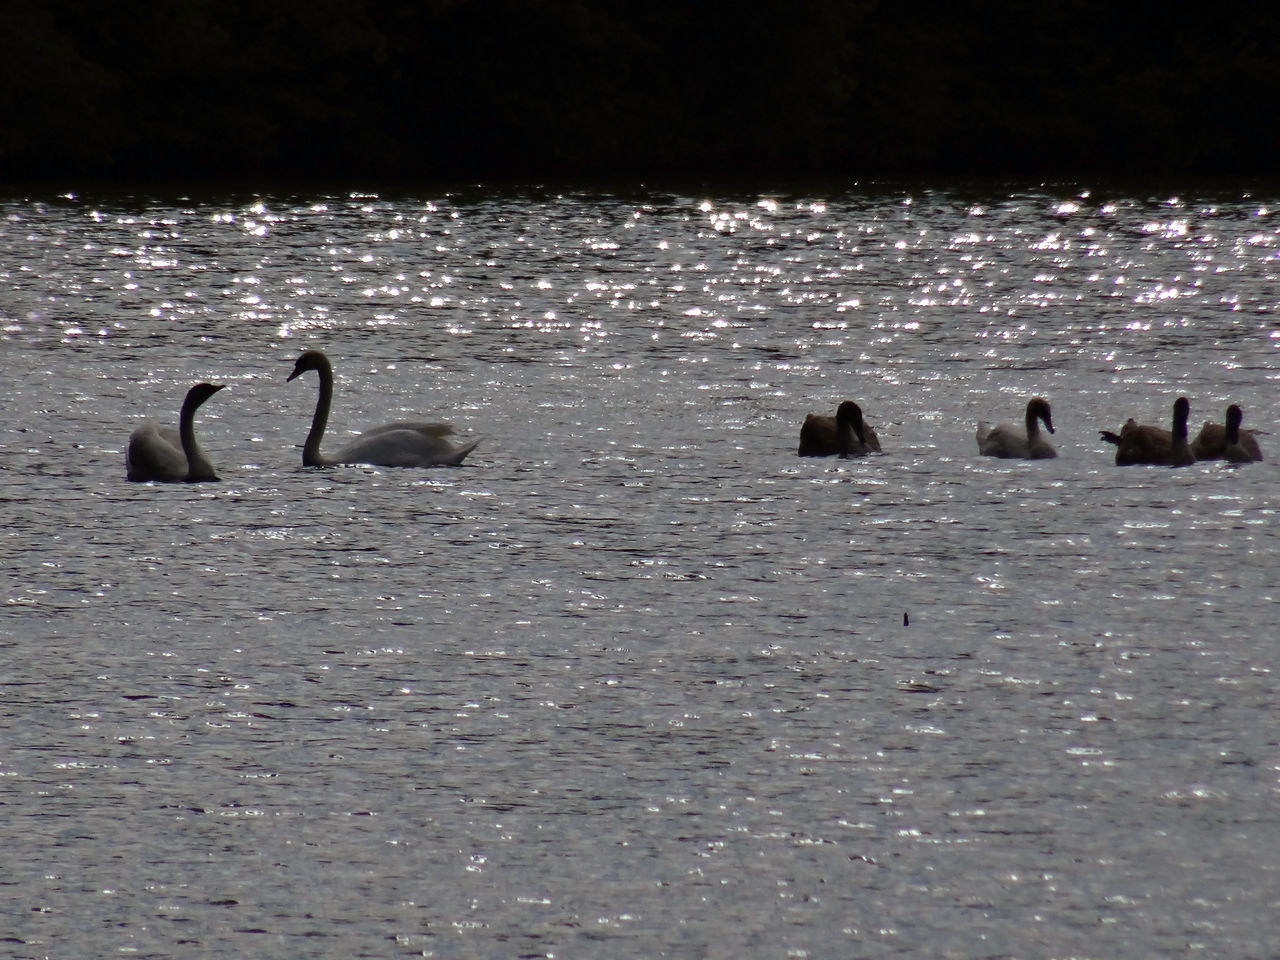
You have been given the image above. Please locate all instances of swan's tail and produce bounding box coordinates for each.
[440,439,481,466]
[1099,430,1122,446]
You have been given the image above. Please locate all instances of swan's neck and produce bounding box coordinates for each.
[838,414,864,456]
[179,397,218,482]
[1226,417,1241,446]
[304,359,335,467]
[1172,410,1189,449]
[1024,409,1040,439]
[837,419,854,456]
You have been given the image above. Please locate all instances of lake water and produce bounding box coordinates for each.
[2,185,1278,958]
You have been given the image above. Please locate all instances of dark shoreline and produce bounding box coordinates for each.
[5,2,1278,187]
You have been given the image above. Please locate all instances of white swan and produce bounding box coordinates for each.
[1190,404,1263,462]
[1099,396,1194,467]
[286,349,479,467]
[798,400,881,457]
[976,396,1057,459]
[126,382,224,483]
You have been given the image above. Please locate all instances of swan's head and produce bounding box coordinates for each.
[835,400,867,445]
[287,350,330,382]
[1173,396,1190,423]
[184,382,225,409]
[1028,396,1054,434]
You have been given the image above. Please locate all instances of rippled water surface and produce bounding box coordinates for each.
[2,185,1279,958]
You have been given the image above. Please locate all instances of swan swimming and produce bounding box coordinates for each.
[976,396,1057,459]
[1190,404,1263,462]
[126,382,224,483]
[1099,396,1195,467]
[798,400,881,457]
[286,349,480,467]
[1220,404,1260,464]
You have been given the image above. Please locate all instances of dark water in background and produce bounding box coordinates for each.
[1,186,1278,958]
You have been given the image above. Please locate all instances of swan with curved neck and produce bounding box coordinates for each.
[1100,396,1194,467]
[799,400,880,457]
[976,396,1056,459]
[1191,404,1263,462]
[286,349,479,467]
[126,382,224,483]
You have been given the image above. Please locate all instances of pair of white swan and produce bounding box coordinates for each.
[1100,398,1262,466]
[126,351,479,482]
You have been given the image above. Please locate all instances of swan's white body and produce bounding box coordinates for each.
[976,396,1057,459]
[287,350,479,468]
[126,383,224,483]
[798,400,880,457]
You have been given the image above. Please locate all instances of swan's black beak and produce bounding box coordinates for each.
[286,365,302,383]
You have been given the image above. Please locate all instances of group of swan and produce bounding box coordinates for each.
[800,395,1263,465]
[127,358,1264,484]
[800,395,1059,461]
[125,350,480,483]
[1099,397,1262,466]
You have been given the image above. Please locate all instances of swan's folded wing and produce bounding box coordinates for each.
[976,421,1014,456]
[126,423,187,481]
[861,422,882,453]
[977,422,1049,458]
[334,427,477,467]
[359,420,455,439]
[1114,424,1173,465]
[798,413,838,456]
[1192,422,1263,461]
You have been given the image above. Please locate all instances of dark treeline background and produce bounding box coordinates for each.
[2,0,1277,186]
